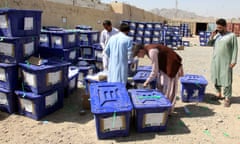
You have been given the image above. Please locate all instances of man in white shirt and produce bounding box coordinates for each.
[100,20,119,72]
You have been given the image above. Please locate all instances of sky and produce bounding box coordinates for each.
[102,0,240,19]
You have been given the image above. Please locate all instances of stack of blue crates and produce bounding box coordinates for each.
[199,31,211,46]
[180,23,191,37]
[39,27,79,64]
[122,20,190,49]
[90,82,133,139]
[17,59,70,120]
[0,8,42,114]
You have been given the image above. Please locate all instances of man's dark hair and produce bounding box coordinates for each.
[132,44,144,57]
[216,18,227,27]
[103,20,112,26]
[119,23,130,32]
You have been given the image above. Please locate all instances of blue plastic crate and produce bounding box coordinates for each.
[65,66,79,96]
[19,60,70,94]
[129,29,135,36]
[145,23,154,30]
[84,77,107,94]
[93,43,103,61]
[49,30,77,49]
[0,9,42,37]
[180,74,208,102]
[128,89,172,132]
[39,30,50,48]
[136,22,146,30]
[152,30,161,37]
[90,82,133,139]
[205,31,211,37]
[183,41,190,47]
[0,62,18,91]
[128,58,139,77]
[199,31,205,36]
[154,23,162,30]
[152,37,161,44]
[199,36,207,41]
[0,36,39,63]
[137,66,152,72]
[133,71,156,89]
[135,36,143,44]
[77,30,100,46]
[166,43,173,48]
[164,35,172,41]
[0,88,17,114]
[200,42,207,46]
[136,30,144,36]
[144,30,153,37]
[39,47,78,63]
[143,37,152,44]
[79,45,95,59]
[75,25,92,31]
[172,41,177,47]
[15,87,64,120]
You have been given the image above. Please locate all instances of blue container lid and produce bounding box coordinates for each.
[133,71,153,81]
[90,82,133,114]
[0,87,11,93]
[180,74,208,85]
[128,89,172,109]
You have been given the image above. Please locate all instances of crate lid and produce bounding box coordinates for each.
[90,82,133,114]
[137,66,152,72]
[0,87,11,93]
[128,89,172,109]
[133,71,153,81]
[180,74,208,85]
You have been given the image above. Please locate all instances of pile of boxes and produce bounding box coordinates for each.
[122,20,191,49]
[199,31,211,46]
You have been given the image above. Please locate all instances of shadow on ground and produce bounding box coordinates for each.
[42,88,94,124]
[0,112,10,121]
[174,104,215,118]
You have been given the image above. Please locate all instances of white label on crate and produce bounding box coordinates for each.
[40,34,48,42]
[84,48,91,55]
[0,92,8,105]
[24,42,34,56]
[145,38,150,42]
[78,73,84,81]
[20,98,34,113]
[153,38,159,41]
[92,34,98,42]
[68,34,76,43]
[69,77,76,89]
[0,15,8,28]
[69,50,76,60]
[52,36,62,45]
[95,51,102,59]
[23,71,37,88]
[0,68,6,82]
[80,34,88,41]
[45,91,58,108]
[0,42,14,56]
[144,112,166,127]
[47,71,62,86]
[136,83,151,89]
[101,115,126,132]
[24,17,34,30]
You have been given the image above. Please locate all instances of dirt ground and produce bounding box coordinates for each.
[1,37,240,144]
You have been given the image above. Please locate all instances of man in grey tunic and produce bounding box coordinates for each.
[208,18,238,107]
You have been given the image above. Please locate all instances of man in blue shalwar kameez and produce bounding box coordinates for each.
[105,23,133,85]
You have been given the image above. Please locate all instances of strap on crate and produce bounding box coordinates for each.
[21,83,26,98]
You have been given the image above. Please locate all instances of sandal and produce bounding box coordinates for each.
[211,96,224,101]
[224,99,231,107]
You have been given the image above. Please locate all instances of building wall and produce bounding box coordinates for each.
[0,0,166,30]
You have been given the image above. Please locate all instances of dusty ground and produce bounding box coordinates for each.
[1,37,240,144]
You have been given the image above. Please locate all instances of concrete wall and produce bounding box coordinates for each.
[0,0,166,30]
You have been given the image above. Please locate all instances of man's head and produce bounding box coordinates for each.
[119,23,130,34]
[132,44,146,58]
[103,20,112,32]
[216,18,227,34]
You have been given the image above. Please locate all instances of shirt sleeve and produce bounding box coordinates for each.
[146,49,159,83]
[105,39,110,57]
[100,31,106,49]
[231,34,238,64]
